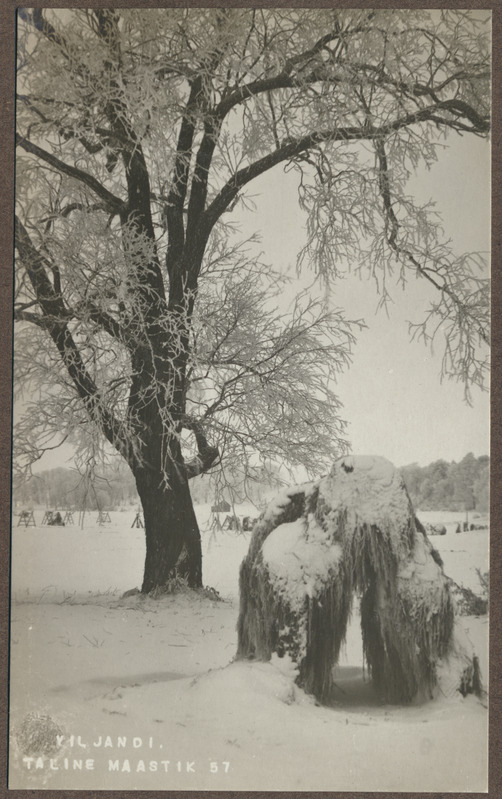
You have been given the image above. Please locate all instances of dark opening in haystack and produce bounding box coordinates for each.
[236,455,482,705]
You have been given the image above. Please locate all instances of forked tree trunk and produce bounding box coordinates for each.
[134,453,203,594]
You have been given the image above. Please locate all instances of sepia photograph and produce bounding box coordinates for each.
[9,6,491,792]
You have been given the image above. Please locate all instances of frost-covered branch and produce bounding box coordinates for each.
[15,217,133,464]
[202,100,488,233]
[16,135,125,215]
[182,415,220,478]
[373,136,489,397]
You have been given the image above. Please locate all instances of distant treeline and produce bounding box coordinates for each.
[12,462,269,511]
[12,464,139,512]
[13,452,489,514]
[400,453,489,513]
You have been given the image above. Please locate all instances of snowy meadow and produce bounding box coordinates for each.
[9,502,489,792]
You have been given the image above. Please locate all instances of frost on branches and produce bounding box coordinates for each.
[237,455,483,704]
[14,9,490,592]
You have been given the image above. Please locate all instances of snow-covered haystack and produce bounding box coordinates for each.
[237,455,483,705]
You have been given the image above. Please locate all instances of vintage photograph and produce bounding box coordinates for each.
[10,7,490,792]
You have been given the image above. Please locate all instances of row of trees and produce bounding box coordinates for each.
[401,453,489,513]
[12,461,281,512]
[13,453,489,515]
[14,9,490,592]
[12,464,138,512]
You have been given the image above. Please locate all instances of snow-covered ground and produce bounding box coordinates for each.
[9,504,489,791]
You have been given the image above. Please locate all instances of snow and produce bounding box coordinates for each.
[261,515,342,611]
[320,454,412,536]
[398,532,445,598]
[421,511,490,595]
[262,481,315,524]
[9,502,488,791]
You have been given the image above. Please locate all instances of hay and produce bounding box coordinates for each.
[237,455,483,705]
[447,576,489,616]
[359,528,455,703]
[236,484,309,664]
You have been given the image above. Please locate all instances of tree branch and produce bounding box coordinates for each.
[164,76,203,286]
[374,137,489,348]
[14,309,50,329]
[78,304,127,344]
[90,10,168,311]
[20,8,68,51]
[166,28,231,293]
[213,27,355,118]
[202,102,488,233]
[183,116,222,279]
[182,415,220,478]
[15,217,132,461]
[16,134,125,215]
[338,60,490,109]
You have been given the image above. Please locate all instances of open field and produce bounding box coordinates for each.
[9,504,489,791]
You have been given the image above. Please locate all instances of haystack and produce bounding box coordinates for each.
[237,455,482,705]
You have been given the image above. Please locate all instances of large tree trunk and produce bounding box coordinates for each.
[133,442,203,594]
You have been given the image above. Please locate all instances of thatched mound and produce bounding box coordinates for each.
[237,455,483,705]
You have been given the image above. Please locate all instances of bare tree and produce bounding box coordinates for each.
[14,9,490,593]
